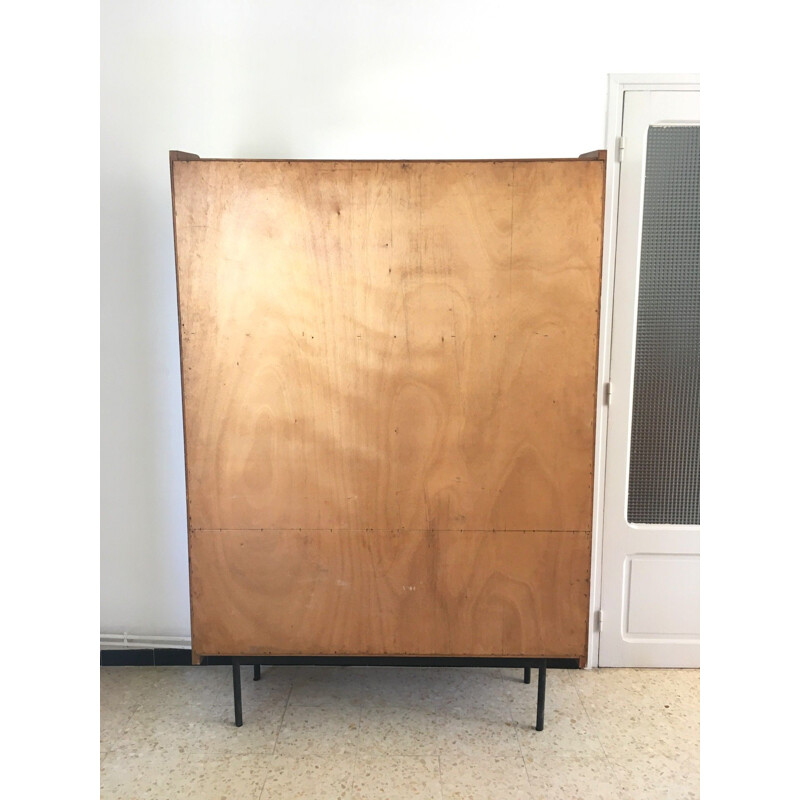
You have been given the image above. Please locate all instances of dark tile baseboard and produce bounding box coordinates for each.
[100,648,193,666]
[101,649,580,669]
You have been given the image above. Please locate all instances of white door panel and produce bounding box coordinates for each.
[625,554,700,637]
[599,89,700,667]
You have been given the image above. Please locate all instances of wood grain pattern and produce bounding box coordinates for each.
[189,529,591,658]
[172,156,605,660]
[173,160,604,533]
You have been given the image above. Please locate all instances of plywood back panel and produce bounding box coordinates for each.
[189,529,591,658]
[173,160,604,533]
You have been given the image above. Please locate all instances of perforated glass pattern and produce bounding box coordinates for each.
[627,125,699,526]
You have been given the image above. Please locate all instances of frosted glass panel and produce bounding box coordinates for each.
[627,125,699,526]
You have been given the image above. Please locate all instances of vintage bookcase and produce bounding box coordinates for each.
[170,151,606,725]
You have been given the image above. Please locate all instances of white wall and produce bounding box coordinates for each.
[101,0,616,640]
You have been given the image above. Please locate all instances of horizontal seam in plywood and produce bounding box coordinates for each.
[196,652,586,658]
[189,528,592,534]
[178,158,603,164]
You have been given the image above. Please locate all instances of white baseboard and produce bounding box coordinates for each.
[100,633,192,650]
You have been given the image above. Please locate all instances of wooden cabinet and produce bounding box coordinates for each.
[170,153,605,665]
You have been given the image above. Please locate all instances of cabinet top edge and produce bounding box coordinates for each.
[170,154,606,165]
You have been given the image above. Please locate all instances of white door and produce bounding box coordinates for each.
[599,89,700,667]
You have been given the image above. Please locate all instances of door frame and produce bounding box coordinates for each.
[586,73,700,668]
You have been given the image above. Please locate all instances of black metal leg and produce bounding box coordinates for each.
[254,664,261,681]
[232,659,243,727]
[535,660,547,731]
[523,666,531,684]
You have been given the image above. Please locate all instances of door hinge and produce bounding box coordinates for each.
[596,609,604,632]
[616,136,625,163]
[603,382,612,405]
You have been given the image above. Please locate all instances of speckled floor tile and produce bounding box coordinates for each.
[102,665,292,716]
[496,667,576,693]
[100,702,140,754]
[572,668,698,708]
[577,683,698,722]
[100,665,700,798]
[426,678,521,717]
[181,753,270,799]
[440,753,532,799]
[351,755,441,800]
[287,668,369,708]
[357,706,442,756]
[438,712,522,758]
[259,754,355,799]
[100,668,150,713]
[114,699,283,757]
[589,706,700,753]
[517,706,606,757]
[101,748,184,799]
[145,666,291,710]
[579,689,699,720]
[507,679,586,722]
[275,704,360,756]
[524,753,623,800]
[100,750,268,800]
[354,668,512,715]
[577,672,699,760]
[611,749,699,799]
[600,728,699,767]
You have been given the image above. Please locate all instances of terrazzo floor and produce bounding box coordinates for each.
[100,665,699,799]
